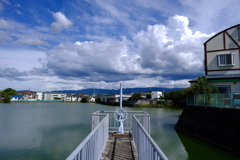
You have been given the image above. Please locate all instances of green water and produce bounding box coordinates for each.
[0,103,238,160]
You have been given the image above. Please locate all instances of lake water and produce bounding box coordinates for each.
[0,102,239,160]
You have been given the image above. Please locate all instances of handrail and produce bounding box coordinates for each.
[92,110,150,131]
[66,114,109,160]
[132,115,168,160]
[187,92,240,108]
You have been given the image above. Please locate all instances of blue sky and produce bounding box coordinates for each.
[0,0,240,91]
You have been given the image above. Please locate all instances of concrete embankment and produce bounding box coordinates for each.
[175,106,240,156]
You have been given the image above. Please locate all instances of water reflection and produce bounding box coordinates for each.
[151,115,180,132]
[150,113,188,160]
[0,103,239,160]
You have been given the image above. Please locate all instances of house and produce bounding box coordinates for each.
[190,24,240,93]
[88,97,95,102]
[10,95,23,101]
[151,91,163,99]
[65,94,78,101]
[18,91,37,100]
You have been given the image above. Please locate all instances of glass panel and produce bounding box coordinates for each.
[219,55,225,65]
[226,54,232,64]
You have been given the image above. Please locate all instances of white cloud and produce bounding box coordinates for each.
[16,36,50,47]
[134,15,212,76]
[0,30,12,42]
[0,49,46,72]
[0,18,11,29]
[15,9,23,15]
[50,12,73,33]
[0,3,4,13]
[1,0,11,5]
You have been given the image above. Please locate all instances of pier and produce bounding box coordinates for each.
[102,132,138,160]
[66,111,168,160]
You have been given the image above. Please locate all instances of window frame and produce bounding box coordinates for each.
[217,53,234,66]
[214,85,231,93]
[238,27,240,41]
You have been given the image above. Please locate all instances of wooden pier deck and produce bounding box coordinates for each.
[101,132,138,160]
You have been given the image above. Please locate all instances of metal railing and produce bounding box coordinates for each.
[66,114,109,160]
[67,111,168,160]
[187,92,240,108]
[132,115,168,160]
[92,110,150,132]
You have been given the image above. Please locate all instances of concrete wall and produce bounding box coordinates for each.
[175,106,240,156]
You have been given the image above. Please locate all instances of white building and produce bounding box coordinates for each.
[151,91,163,99]
[100,94,131,103]
[36,92,43,100]
[43,93,66,101]
[65,94,78,101]
[88,97,95,102]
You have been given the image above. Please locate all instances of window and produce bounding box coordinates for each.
[214,85,231,93]
[217,53,234,66]
[238,27,240,41]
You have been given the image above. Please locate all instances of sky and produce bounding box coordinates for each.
[0,0,240,91]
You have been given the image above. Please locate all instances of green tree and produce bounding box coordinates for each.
[81,96,89,103]
[95,97,101,103]
[1,88,17,103]
[130,93,142,101]
[164,77,219,107]
[146,94,151,99]
[3,88,17,95]
[3,94,11,103]
[192,77,219,94]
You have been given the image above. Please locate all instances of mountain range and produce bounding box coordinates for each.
[50,87,183,95]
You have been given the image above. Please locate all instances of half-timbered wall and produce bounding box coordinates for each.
[205,25,240,75]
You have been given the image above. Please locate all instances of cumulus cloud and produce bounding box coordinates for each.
[45,37,139,81]
[50,12,73,33]
[134,15,211,78]
[42,15,212,88]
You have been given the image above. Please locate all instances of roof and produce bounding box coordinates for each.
[189,74,240,82]
[205,74,240,79]
[10,95,23,98]
[204,24,240,44]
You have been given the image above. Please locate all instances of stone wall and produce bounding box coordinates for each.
[175,106,240,156]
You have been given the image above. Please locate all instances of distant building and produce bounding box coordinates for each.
[10,95,23,101]
[151,91,163,99]
[18,91,37,100]
[100,94,131,103]
[65,94,78,101]
[88,97,95,102]
[43,93,66,101]
[36,92,43,100]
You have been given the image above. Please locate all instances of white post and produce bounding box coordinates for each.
[117,83,124,134]
[120,83,122,109]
